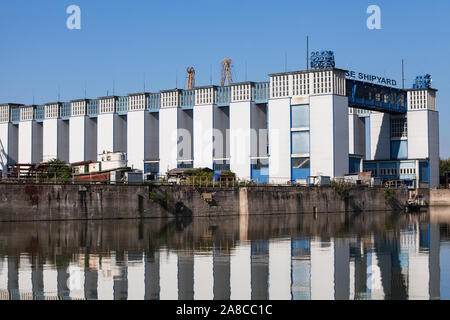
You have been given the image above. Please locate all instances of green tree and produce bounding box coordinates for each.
[440,158,450,176]
[40,159,72,183]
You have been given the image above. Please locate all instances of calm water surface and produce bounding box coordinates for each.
[1,208,450,300]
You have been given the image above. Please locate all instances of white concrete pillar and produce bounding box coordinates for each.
[159,249,178,300]
[193,253,213,300]
[68,259,85,300]
[0,123,18,171]
[193,104,214,169]
[230,243,251,300]
[69,116,97,163]
[159,108,178,175]
[310,95,349,178]
[310,238,335,300]
[127,255,145,300]
[97,113,127,159]
[369,112,391,161]
[98,255,114,300]
[43,119,69,162]
[18,254,32,300]
[268,239,292,300]
[18,121,42,164]
[268,98,291,184]
[229,102,252,180]
[43,265,58,299]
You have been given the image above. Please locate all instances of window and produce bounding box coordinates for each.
[292,131,310,155]
[291,105,309,128]
[292,157,310,169]
[391,118,407,138]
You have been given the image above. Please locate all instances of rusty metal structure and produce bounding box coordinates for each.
[220,58,233,86]
[186,67,195,90]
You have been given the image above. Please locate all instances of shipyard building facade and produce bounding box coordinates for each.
[0,62,440,188]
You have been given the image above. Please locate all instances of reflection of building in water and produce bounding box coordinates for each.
[0,222,443,300]
[291,238,311,300]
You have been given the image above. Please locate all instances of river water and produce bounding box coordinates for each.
[1,209,450,300]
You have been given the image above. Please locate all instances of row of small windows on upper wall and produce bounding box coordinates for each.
[365,167,416,176]
[0,106,9,122]
[400,168,416,175]
[408,90,436,110]
[100,99,115,113]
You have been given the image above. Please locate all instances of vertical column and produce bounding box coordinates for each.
[98,114,117,156]
[159,249,178,300]
[230,243,251,300]
[127,252,145,300]
[84,258,98,300]
[250,241,269,300]
[229,101,252,180]
[18,121,42,164]
[213,250,231,300]
[408,224,430,300]
[178,252,194,300]
[213,106,230,169]
[42,264,57,299]
[57,263,71,300]
[68,256,85,300]
[354,252,367,300]
[193,104,214,169]
[268,239,292,300]
[291,238,311,300]
[334,238,350,300]
[97,254,114,301]
[310,238,335,300]
[194,253,213,300]
[69,116,97,163]
[43,119,69,162]
[368,112,391,160]
[144,251,160,300]
[0,123,18,171]
[429,222,440,299]
[113,252,128,300]
[8,255,19,300]
[310,95,349,178]
[127,111,150,170]
[177,109,194,166]
[407,88,440,187]
[159,108,178,175]
[18,254,32,300]
[97,97,127,158]
[0,256,8,296]
[349,112,366,157]
[31,258,45,300]
[366,251,386,300]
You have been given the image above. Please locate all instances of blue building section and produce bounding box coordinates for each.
[292,158,310,181]
[349,157,361,173]
[251,159,269,184]
[391,140,408,160]
[419,161,429,183]
[346,79,407,114]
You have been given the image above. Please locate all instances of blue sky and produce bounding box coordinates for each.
[1,0,449,157]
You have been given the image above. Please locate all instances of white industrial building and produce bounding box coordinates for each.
[0,53,440,188]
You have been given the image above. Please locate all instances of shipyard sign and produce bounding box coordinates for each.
[345,71,398,87]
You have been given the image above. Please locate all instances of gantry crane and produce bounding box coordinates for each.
[186,67,195,90]
[221,58,233,86]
